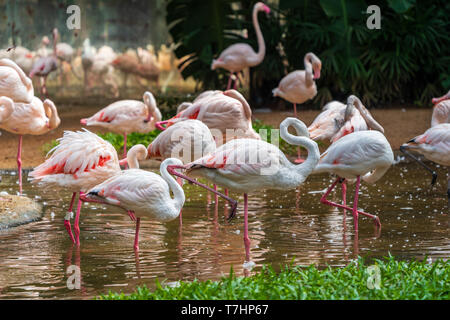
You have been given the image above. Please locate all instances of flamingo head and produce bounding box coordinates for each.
[256,2,271,14]
[42,36,50,46]
[312,57,322,80]
[431,90,450,105]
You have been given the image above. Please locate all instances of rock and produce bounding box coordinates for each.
[0,195,43,229]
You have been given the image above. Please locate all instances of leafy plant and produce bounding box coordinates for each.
[99,256,450,300]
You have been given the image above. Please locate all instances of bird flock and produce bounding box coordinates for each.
[0,2,448,264]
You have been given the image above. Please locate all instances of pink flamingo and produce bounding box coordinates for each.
[0,58,34,103]
[211,2,271,90]
[314,130,394,232]
[156,90,260,144]
[400,123,450,202]
[30,129,127,245]
[273,52,322,162]
[168,117,320,263]
[308,95,384,143]
[81,91,162,160]
[0,96,60,194]
[29,29,59,98]
[431,90,450,127]
[80,153,185,251]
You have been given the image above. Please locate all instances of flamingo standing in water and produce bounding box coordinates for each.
[314,130,394,232]
[431,90,450,127]
[29,29,59,98]
[400,123,450,203]
[211,2,271,90]
[81,91,162,160]
[168,118,320,262]
[308,95,384,143]
[273,52,322,162]
[0,96,60,194]
[156,90,260,144]
[0,58,34,103]
[30,129,125,245]
[80,153,185,251]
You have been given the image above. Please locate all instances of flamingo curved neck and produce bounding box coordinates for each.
[251,7,266,65]
[280,118,320,177]
[353,98,384,133]
[304,54,314,87]
[160,161,185,216]
[44,101,60,129]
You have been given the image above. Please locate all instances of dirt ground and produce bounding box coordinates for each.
[0,104,433,170]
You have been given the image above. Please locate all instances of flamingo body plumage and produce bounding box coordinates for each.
[0,58,34,103]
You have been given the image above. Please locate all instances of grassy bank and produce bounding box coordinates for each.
[99,256,449,300]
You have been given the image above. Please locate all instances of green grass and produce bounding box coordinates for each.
[98,256,449,300]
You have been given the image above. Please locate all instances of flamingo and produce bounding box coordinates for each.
[168,117,320,262]
[431,90,450,127]
[211,2,271,90]
[400,123,450,203]
[314,130,394,232]
[80,91,162,160]
[273,52,322,162]
[0,58,34,103]
[79,153,186,251]
[0,96,60,194]
[308,95,384,143]
[29,29,59,98]
[156,90,260,144]
[30,129,127,245]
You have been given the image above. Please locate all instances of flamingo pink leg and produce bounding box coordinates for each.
[320,178,381,229]
[17,135,23,194]
[214,184,218,204]
[73,192,83,246]
[353,176,361,232]
[64,192,76,243]
[123,134,128,169]
[243,193,251,262]
[127,210,136,221]
[233,74,238,90]
[341,179,347,221]
[134,217,140,252]
[226,73,233,90]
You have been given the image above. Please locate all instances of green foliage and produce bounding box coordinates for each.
[166,0,242,89]
[99,256,450,300]
[167,0,450,108]
[98,131,161,154]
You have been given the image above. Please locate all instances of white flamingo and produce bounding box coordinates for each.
[0,58,34,103]
[314,130,394,231]
[169,117,320,262]
[80,153,186,251]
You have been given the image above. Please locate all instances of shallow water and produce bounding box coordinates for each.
[0,162,448,299]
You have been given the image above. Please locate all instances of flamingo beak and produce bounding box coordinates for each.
[46,120,50,128]
[431,95,449,105]
[313,67,321,80]
[119,158,128,167]
[263,5,271,14]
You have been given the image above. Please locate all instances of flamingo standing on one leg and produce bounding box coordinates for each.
[211,2,271,90]
[273,52,322,162]
[314,130,394,232]
[29,29,59,98]
[81,91,162,161]
[168,118,320,263]
[431,90,450,127]
[29,129,125,245]
[0,58,34,103]
[0,96,60,194]
[80,156,186,252]
[400,123,450,204]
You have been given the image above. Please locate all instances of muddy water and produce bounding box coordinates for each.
[0,162,448,299]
